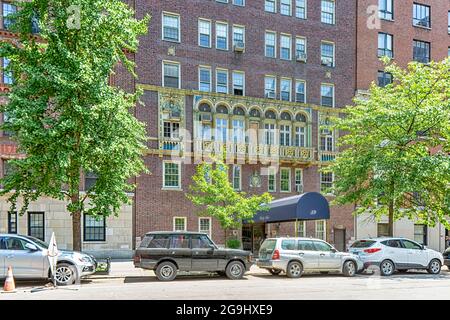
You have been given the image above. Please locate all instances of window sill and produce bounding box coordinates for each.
[413,24,431,31]
[380,18,394,22]
[216,48,229,51]
[199,45,212,49]
[280,190,291,193]
[162,39,181,44]
[161,187,183,191]
[83,241,106,243]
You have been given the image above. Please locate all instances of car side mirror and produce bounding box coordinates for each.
[421,245,426,250]
[25,243,38,251]
[208,244,215,250]
[331,248,337,253]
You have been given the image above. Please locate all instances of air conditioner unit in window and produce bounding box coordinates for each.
[200,113,212,122]
[296,52,307,62]
[265,91,276,99]
[234,41,245,52]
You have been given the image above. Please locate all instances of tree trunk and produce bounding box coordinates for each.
[388,200,394,237]
[224,228,228,248]
[71,192,82,252]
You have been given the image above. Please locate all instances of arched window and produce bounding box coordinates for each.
[265,110,276,120]
[216,105,229,114]
[233,106,245,116]
[295,113,307,122]
[280,112,292,121]
[249,108,261,118]
[198,103,212,113]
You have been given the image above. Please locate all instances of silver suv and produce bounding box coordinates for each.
[0,234,97,285]
[256,237,363,278]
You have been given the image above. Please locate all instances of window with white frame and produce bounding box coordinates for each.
[199,67,212,92]
[315,220,326,240]
[215,117,228,142]
[379,0,393,20]
[2,57,12,85]
[320,172,333,193]
[162,13,180,42]
[232,165,242,190]
[163,61,180,88]
[232,71,244,96]
[321,84,334,107]
[320,127,333,151]
[265,76,276,99]
[232,25,245,47]
[265,0,276,13]
[265,32,276,58]
[268,167,276,192]
[2,2,17,30]
[321,42,334,67]
[280,0,291,15]
[295,37,306,60]
[280,78,291,101]
[216,69,228,93]
[295,80,306,103]
[216,22,228,50]
[321,0,335,24]
[264,122,276,145]
[232,119,245,143]
[280,124,291,146]
[295,126,306,147]
[296,220,306,237]
[280,34,291,60]
[295,0,306,19]
[199,217,212,236]
[174,217,187,231]
[295,168,303,193]
[163,162,181,189]
[378,32,393,58]
[198,19,211,47]
[163,121,180,139]
[280,168,291,192]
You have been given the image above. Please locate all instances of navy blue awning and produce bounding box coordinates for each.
[251,192,330,223]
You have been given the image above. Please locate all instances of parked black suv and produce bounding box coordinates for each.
[444,247,450,270]
[133,231,253,281]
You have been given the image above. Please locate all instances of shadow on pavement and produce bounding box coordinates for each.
[123,273,250,283]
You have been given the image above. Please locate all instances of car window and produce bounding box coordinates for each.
[313,241,333,252]
[260,239,277,252]
[298,240,315,251]
[5,237,27,250]
[191,235,213,249]
[170,234,190,249]
[147,235,170,249]
[350,240,376,248]
[281,239,296,250]
[0,237,6,250]
[402,240,422,250]
[139,236,152,248]
[381,239,403,248]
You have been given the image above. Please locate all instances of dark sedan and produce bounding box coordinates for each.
[444,247,450,269]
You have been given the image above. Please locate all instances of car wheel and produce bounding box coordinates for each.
[54,263,76,286]
[225,261,245,280]
[380,260,395,276]
[155,261,178,281]
[268,269,282,275]
[286,261,303,278]
[427,259,441,275]
[343,261,356,277]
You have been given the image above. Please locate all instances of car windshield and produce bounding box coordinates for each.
[350,240,376,248]
[24,236,49,249]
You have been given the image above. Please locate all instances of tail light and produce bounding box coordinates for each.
[364,248,382,254]
[272,249,280,260]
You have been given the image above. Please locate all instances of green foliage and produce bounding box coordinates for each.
[0,0,150,247]
[186,158,273,231]
[226,239,241,249]
[328,58,450,228]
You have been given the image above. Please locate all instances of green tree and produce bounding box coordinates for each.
[186,159,273,246]
[328,58,450,236]
[0,0,150,250]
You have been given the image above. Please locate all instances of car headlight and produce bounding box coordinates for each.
[78,256,92,263]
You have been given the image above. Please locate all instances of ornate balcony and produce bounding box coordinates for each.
[318,151,338,162]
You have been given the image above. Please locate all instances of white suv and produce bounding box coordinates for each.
[349,238,444,276]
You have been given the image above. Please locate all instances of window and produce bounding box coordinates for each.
[280,168,291,192]
[320,172,333,193]
[295,169,303,193]
[2,57,12,85]
[232,119,245,143]
[216,22,228,50]
[265,0,276,13]
[268,167,276,192]
[321,0,335,25]
[413,3,430,28]
[162,13,180,42]
[2,2,16,30]
[216,69,228,94]
[147,234,170,248]
[414,224,427,245]
[170,234,190,248]
[163,61,180,88]
[264,123,276,145]
[28,212,44,241]
[295,37,306,60]
[295,0,306,19]
[295,80,306,103]
[83,214,106,242]
[232,165,241,190]
[84,172,98,191]
[233,0,245,6]
[2,112,12,137]
[232,25,245,47]
[378,71,392,87]
[315,221,326,240]
[296,221,306,237]
[378,33,393,58]
[216,118,228,142]
[198,19,211,48]
[448,11,450,33]
[173,217,187,232]
[280,124,291,146]
[295,126,306,147]
[321,84,334,107]
[281,239,296,250]
[378,0,393,20]
[321,42,334,67]
[320,127,333,151]
[199,218,212,237]
[265,32,276,58]
[163,162,181,189]
[232,71,244,95]
[281,0,291,15]
[280,78,291,101]
[413,40,430,63]
[280,34,291,60]
[402,239,422,250]
[4,237,28,250]
[199,67,212,92]
[163,122,180,139]
[265,76,276,99]
[8,212,17,234]
[298,240,316,250]
[377,223,389,237]
[192,234,213,249]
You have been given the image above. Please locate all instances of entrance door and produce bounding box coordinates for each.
[252,224,265,255]
[242,225,252,251]
[334,228,346,252]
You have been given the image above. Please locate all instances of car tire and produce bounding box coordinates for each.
[380,260,395,276]
[155,261,178,281]
[268,269,282,276]
[225,261,245,280]
[54,263,76,286]
[342,260,357,277]
[286,261,303,278]
[427,259,441,275]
